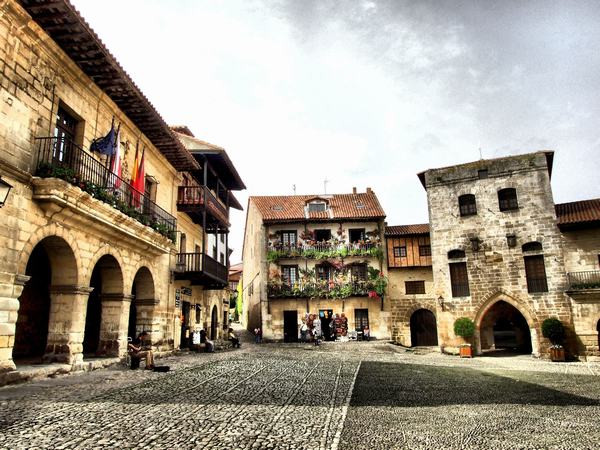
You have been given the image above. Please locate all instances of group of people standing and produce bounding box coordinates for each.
[300,312,352,344]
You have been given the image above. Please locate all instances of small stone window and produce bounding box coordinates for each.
[458,194,477,217]
[405,280,426,295]
[498,188,518,211]
[478,169,488,179]
[522,241,543,252]
[448,249,466,259]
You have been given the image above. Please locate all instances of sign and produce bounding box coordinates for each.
[175,289,181,308]
[181,287,192,297]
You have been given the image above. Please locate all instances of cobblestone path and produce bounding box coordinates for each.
[1,344,600,449]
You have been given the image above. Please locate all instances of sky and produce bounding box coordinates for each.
[72,0,600,262]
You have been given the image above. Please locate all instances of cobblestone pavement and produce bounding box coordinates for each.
[0,342,599,449]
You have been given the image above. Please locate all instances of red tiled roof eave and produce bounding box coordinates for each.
[385,224,430,236]
[555,198,600,228]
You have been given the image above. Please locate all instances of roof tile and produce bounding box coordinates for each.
[385,224,430,236]
[555,198,600,227]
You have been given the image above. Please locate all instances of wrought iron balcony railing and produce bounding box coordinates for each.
[267,242,383,261]
[35,137,177,241]
[267,280,377,299]
[567,270,600,290]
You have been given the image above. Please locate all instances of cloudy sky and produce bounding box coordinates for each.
[72,0,600,261]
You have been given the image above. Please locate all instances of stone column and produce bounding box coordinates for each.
[99,294,133,357]
[44,285,93,365]
[0,273,30,373]
[135,298,161,347]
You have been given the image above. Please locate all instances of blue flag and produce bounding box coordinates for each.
[90,125,116,156]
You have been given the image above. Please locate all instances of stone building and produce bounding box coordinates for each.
[388,151,600,359]
[0,0,244,374]
[242,189,389,341]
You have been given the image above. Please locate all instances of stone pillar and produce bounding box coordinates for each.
[99,294,133,357]
[0,273,30,373]
[44,285,93,365]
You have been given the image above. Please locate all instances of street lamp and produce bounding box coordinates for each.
[437,295,445,311]
[0,177,13,208]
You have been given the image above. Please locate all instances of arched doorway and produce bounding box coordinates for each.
[129,267,155,339]
[211,305,218,340]
[479,300,532,354]
[14,236,78,363]
[83,255,123,357]
[410,309,438,346]
[596,319,600,352]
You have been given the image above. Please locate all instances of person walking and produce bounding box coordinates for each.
[313,314,322,346]
[300,321,309,343]
[254,327,262,344]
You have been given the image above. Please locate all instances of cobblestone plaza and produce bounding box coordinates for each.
[1,343,600,449]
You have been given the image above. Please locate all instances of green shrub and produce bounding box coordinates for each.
[541,318,565,345]
[454,317,475,339]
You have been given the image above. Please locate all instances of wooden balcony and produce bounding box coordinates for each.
[174,252,228,288]
[177,185,230,229]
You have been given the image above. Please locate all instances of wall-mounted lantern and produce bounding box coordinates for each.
[437,295,445,311]
[0,177,13,208]
[470,237,480,252]
[506,234,517,248]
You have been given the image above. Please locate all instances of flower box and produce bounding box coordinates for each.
[459,344,472,358]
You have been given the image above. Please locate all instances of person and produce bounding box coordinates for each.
[128,331,154,369]
[300,321,308,343]
[313,314,322,346]
[228,328,241,348]
[363,325,370,341]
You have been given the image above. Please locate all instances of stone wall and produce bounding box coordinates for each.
[423,152,573,357]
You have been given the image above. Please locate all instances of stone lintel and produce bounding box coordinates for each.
[99,293,134,302]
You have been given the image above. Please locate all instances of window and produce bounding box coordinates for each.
[195,305,201,324]
[308,202,327,212]
[419,245,431,256]
[524,255,548,293]
[281,231,297,247]
[498,188,518,211]
[314,229,332,242]
[522,241,543,252]
[212,243,217,259]
[349,228,365,243]
[459,194,477,216]
[350,264,367,282]
[179,233,187,254]
[53,107,78,162]
[449,262,470,297]
[316,264,332,281]
[281,266,299,285]
[478,169,488,179]
[355,309,369,332]
[405,280,426,294]
[220,234,225,243]
[448,249,466,259]
[220,253,225,265]
[393,246,407,257]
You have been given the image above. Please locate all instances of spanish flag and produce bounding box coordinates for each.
[130,146,145,207]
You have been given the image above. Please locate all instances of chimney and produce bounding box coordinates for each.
[352,187,357,194]
[366,187,372,194]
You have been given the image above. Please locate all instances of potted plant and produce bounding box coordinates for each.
[542,318,566,362]
[454,317,475,358]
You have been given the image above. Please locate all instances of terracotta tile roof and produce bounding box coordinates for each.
[385,224,430,236]
[555,198,600,228]
[251,193,386,223]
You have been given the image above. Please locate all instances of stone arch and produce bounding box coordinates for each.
[18,224,82,286]
[86,246,127,288]
[84,254,125,357]
[14,234,79,361]
[129,266,157,341]
[474,289,539,356]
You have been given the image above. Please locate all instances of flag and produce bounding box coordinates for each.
[130,146,145,208]
[109,129,122,189]
[90,122,116,156]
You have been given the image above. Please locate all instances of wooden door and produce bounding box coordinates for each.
[283,310,298,343]
[410,309,438,346]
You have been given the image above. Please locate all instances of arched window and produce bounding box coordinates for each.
[458,194,477,216]
[522,241,543,252]
[498,188,519,211]
[448,249,466,259]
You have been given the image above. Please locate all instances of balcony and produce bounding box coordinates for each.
[174,252,228,288]
[35,137,176,241]
[267,242,383,262]
[177,185,230,229]
[267,281,379,299]
[567,271,600,290]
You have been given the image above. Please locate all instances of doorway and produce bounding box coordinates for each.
[480,300,532,354]
[180,301,191,349]
[211,305,218,340]
[283,310,298,342]
[83,268,102,355]
[319,309,334,341]
[410,309,438,346]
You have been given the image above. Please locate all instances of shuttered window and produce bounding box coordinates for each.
[449,262,470,297]
[405,280,426,294]
[459,194,477,217]
[281,265,298,285]
[524,255,548,293]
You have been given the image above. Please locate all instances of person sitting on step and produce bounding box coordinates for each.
[128,331,155,369]
[228,328,241,348]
